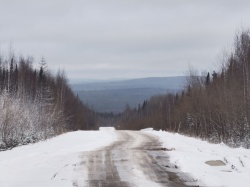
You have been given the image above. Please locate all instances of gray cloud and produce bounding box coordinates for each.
[0,0,250,82]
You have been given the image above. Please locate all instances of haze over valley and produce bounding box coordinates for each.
[72,76,186,113]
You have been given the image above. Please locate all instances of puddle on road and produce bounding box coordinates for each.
[205,160,226,166]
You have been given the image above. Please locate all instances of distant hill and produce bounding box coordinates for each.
[71,77,186,113]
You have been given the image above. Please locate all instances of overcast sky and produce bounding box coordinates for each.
[0,0,250,82]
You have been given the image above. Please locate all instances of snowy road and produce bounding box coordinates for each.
[74,131,194,187]
[1,129,249,186]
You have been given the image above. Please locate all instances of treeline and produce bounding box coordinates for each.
[96,112,121,127]
[0,53,97,150]
[117,29,250,148]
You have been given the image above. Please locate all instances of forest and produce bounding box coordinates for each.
[117,30,250,148]
[2,29,250,150]
[0,53,97,150]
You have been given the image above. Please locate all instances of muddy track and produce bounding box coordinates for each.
[76,131,197,187]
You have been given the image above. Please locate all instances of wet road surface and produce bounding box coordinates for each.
[74,131,197,187]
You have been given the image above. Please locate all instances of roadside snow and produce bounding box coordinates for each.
[99,127,115,131]
[143,129,250,187]
[0,129,117,187]
[2,127,249,187]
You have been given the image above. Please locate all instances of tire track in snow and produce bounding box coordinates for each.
[75,131,197,187]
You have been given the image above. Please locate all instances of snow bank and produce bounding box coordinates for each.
[99,127,115,131]
[141,128,154,131]
[143,130,250,187]
[0,130,117,187]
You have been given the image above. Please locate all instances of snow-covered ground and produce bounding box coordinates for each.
[0,128,117,187]
[143,129,250,187]
[1,127,249,187]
